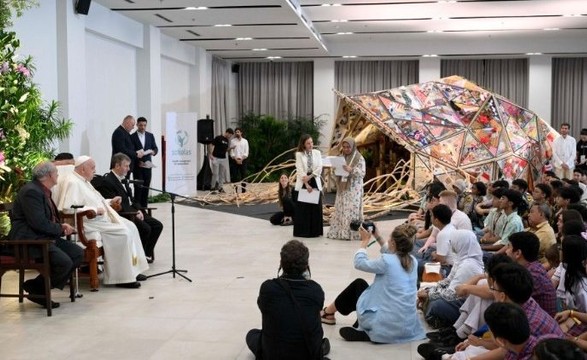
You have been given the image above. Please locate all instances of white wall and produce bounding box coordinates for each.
[85,32,138,172]
[9,0,58,105]
[161,57,192,133]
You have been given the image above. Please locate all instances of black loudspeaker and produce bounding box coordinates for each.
[75,0,92,15]
[197,119,214,144]
[231,64,240,73]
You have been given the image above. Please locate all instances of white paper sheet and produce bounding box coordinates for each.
[297,188,320,204]
[329,156,349,176]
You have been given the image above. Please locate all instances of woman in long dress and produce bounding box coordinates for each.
[293,134,323,238]
[327,137,366,240]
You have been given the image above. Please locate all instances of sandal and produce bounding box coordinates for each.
[321,307,336,325]
[281,217,293,226]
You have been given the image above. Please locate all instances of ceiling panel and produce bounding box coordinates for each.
[93,0,587,61]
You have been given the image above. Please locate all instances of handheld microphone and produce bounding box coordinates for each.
[70,205,84,209]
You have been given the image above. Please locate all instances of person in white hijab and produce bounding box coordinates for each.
[327,137,366,241]
[417,229,484,329]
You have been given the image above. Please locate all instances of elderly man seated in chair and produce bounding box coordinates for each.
[53,155,148,289]
[9,161,84,308]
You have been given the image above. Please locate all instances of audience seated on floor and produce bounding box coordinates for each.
[418,228,483,330]
[480,189,524,256]
[419,262,564,360]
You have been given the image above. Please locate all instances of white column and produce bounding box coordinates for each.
[419,57,441,83]
[314,59,336,148]
[189,47,212,119]
[137,25,162,189]
[56,0,88,155]
[528,56,552,124]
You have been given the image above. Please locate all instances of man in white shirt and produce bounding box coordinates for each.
[419,190,472,254]
[229,127,249,193]
[552,123,576,179]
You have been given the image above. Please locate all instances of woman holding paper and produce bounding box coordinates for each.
[327,137,366,240]
[293,134,323,237]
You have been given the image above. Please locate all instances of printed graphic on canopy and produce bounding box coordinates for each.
[331,76,558,186]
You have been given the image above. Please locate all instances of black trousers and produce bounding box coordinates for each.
[334,278,369,316]
[133,167,152,208]
[29,238,84,294]
[133,214,163,258]
[230,158,248,191]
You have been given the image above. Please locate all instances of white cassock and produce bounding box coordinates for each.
[53,171,149,284]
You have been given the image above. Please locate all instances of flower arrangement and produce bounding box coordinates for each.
[0,29,72,201]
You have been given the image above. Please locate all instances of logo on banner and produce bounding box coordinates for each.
[173,130,192,155]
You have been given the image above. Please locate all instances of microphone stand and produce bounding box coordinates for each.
[139,185,192,282]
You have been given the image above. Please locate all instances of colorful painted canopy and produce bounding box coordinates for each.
[335,76,558,184]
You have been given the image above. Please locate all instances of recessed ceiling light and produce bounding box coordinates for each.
[427,30,442,33]
[526,52,543,55]
[342,55,357,58]
[422,54,438,57]
[184,6,207,10]
[214,24,232,27]
[336,32,353,35]
[543,28,560,31]
[236,37,253,41]
[267,56,282,59]
[331,19,348,23]
[253,48,267,51]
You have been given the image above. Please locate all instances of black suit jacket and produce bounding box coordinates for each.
[111,125,137,169]
[93,172,139,213]
[8,181,63,256]
[130,131,158,164]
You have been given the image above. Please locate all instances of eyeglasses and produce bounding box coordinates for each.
[489,285,504,293]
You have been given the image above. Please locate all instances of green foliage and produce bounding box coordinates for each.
[148,193,171,203]
[237,113,324,181]
[0,30,72,200]
[0,0,38,30]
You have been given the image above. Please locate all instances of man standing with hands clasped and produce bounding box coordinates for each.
[230,127,249,193]
[552,122,576,180]
[112,115,144,179]
[130,116,158,208]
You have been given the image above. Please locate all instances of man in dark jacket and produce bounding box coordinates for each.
[92,153,162,263]
[130,116,158,207]
[112,115,142,178]
[8,161,83,308]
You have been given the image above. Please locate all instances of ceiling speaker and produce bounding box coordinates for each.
[75,0,92,15]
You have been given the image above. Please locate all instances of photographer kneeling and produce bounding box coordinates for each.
[321,223,426,343]
[246,240,330,359]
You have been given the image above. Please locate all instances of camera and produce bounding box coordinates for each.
[349,220,375,233]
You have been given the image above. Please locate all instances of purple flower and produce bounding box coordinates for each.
[0,62,8,74]
[16,64,30,77]
[0,152,4,165]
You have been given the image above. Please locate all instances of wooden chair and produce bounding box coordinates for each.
[59,209,103,291]
[0,203,74,316]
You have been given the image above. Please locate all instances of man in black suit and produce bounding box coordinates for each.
[130,116,158,207]
[92,153,163,263]
[8,161,84,309]
[112,115,143,178]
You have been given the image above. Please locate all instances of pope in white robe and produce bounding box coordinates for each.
[53,156,148,285]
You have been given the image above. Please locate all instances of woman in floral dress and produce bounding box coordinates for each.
[327,137,366,240]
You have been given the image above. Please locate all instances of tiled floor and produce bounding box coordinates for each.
[0,201,428,359]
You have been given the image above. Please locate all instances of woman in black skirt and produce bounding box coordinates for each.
[293,134,323,237]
